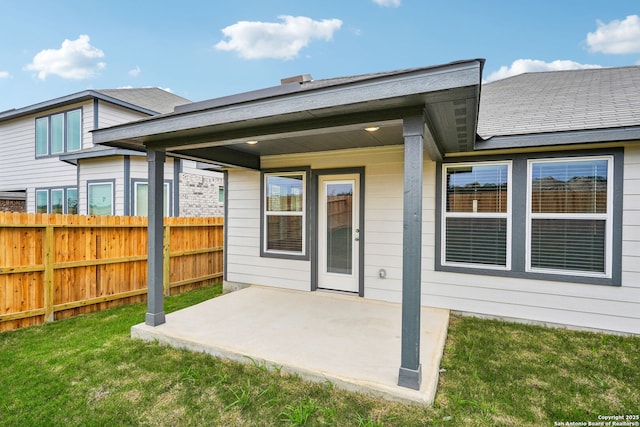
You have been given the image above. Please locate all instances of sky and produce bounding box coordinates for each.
[1,0,639,113]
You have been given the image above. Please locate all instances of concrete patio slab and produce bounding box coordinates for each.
[131,286,449,404]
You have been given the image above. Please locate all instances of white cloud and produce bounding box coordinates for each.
[215,15,342,60]
[128,66,141,77]
[24,35,105,80]
[586,15,640,54]
[0,71,11,79]
[484,59,602,83]
[372,0,401,7]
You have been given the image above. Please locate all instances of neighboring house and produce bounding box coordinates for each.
[93,60,640,391]
[0,88,223,217]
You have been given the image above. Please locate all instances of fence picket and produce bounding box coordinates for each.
[0,213,223,331]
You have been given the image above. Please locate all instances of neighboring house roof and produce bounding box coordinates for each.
[59,146,145,165]
[477,66,640,149]
[95,88,190,114]
[0,88,191,122]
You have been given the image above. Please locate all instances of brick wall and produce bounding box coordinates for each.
[179,173,224,217]
[0,199,26,213]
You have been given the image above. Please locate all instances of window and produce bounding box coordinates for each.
[263,172,306,256]
[88,182,114,216]
[218,186,225,204]
[36,190,48,214]
[34,187,78,214]
[442,162,511,269]
[133,181,170,216]
[50,189,64,214]
[527,157,612,277]
[67,188,78,214]
[35,109,82,157]
[35,118,48,157]
[438,151,621,285]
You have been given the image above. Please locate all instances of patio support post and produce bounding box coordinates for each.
[146,148,166,326]
[398,115,424,390]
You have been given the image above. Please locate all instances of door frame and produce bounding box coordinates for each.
[311,167,365,296]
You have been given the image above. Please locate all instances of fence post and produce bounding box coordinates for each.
[43,226,54,323]
[163,224,171,296]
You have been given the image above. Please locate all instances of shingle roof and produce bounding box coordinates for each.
[477,66,640,139]
[175,60,483,115]
[0,87,191,122]
[95,88,190,114]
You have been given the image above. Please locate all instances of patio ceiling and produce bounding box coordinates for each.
[93,59,484,169]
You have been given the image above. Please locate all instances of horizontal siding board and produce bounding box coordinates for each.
[427,270,639,302]
[426,294,640,335]
[621,270,640,287]
[222,144,639,334]
[424,281,640,319]
[225,273,310,291]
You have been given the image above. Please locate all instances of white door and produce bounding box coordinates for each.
[318,174,360,293]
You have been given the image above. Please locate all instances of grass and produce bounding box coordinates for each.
[0,284,638,426]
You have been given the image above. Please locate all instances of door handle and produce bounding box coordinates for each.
[354,228,360,241]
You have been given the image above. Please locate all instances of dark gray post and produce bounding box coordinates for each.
[146,149,166,326]
[398,116,424,390]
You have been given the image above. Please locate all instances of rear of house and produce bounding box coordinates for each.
[93,61,640,340]
[225,67,640,336]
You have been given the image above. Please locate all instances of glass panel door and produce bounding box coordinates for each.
[317,174,359,293]
[326,182,353,275]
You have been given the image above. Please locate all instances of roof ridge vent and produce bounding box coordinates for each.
[280,74,312,85]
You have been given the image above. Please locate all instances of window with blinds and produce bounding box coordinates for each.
[442,162,511,269]
[264,172,305,255]
[527,157,612,276]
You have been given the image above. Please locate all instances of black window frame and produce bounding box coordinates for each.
[435,149,623,286]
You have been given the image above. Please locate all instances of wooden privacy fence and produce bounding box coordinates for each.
[0,212,223,332]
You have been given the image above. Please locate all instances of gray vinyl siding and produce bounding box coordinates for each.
[225,144,640,335]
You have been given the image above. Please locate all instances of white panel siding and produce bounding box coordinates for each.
[226,169,310,291]
[422,144,640,335]
[622,144,640,289]
[97,102,148,129]
[0,103,90,211]
[79,157,125,215]
[225,144,640,334]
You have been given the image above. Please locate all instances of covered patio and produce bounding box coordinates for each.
[131,285,450,404]
[94,59,484,396]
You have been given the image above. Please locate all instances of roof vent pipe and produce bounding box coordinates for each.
[280,74,312,85]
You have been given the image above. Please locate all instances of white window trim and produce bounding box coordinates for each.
[263,171,306,256]
[50,113,65,155]
[50,188,64,214]
[35,189,48,213]
[133,181,171,216]
[87,182,114,216]
[441,160,512,271]
[525,156,613,279]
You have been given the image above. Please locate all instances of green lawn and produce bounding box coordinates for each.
[1,284,638,426]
